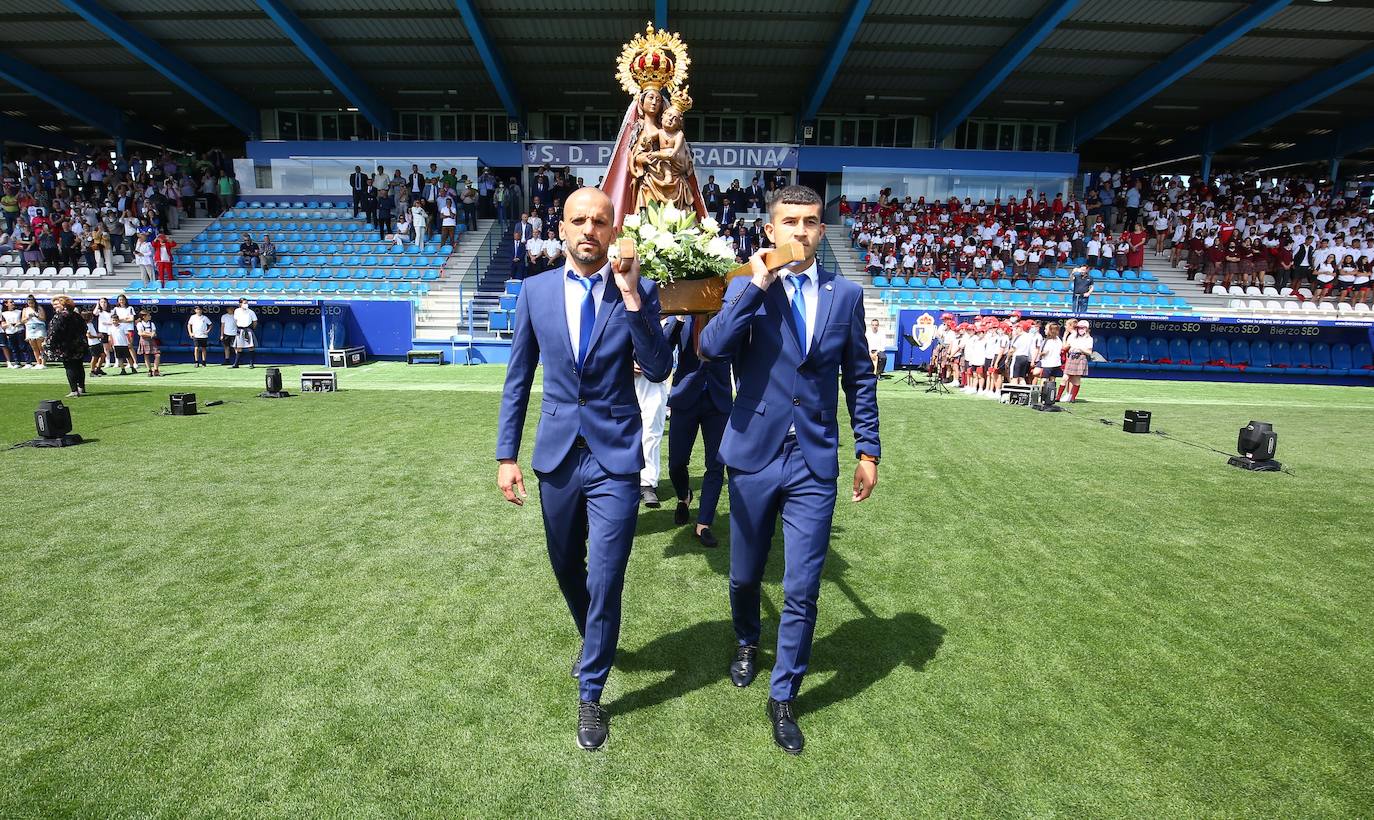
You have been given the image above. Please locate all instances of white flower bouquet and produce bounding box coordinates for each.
[613,202,736,287]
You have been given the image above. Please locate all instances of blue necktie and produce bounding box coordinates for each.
[787,273,808,355]
[569,271,601,372]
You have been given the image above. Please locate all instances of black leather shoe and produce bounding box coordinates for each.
[571,640,583,680]
[640,486,660,508]
[696,527,718,548]
[577,700,609,751]
[768,698,804,755]
[729,644,757,687]
[674,491,692,525]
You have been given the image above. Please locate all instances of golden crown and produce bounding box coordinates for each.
[616,23,691,95]
[669,85,693,113]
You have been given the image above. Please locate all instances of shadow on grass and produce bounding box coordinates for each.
[612,610,943,717]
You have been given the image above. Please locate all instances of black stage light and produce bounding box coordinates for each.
[1227,420,1280,472]
[31,400,83,447]
[258,367,291,399]
[169,393,198,415]
[1123,409,1152,433]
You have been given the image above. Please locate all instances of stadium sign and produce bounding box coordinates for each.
[525,141,798,170]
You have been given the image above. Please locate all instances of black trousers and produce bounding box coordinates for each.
[352,190,364,216]
[63,359,86,393]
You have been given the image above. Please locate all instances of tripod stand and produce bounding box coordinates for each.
[924,368,950,394]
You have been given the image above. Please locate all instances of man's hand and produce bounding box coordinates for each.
[749,248,780,290]
[852,460,878,502]
[614,249,643,312]
[498,459,527,506]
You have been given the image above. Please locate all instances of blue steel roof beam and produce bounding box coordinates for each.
[933,0,1082,143]
[1070,0,1294,147]
[0,113,82,153]
[0,52,164,146]
[58,0,259,136]
[453,0,524,125]
[253,0,394,135]
[655,0,668,29]
[799,0,872,124]
[1253,117,1374,172]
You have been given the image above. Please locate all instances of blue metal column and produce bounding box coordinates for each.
[933,0,1082,143]
[799,0,872,125]
[1328,156,1341,187]
[1200,153,1212,186]
[59,0,259,136]
[655,0,668,29]
[452,0,524,127]
[1071,0,1293,145]
[253,0,394,135]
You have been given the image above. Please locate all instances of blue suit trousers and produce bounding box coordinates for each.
[666,401,726,527]
[536,444,638,702]
[727,436,836,702]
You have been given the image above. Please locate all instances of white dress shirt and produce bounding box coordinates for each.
[564,262,609,363]
[779,260,819,355]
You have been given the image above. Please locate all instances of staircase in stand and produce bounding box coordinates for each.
[413,218,504,341]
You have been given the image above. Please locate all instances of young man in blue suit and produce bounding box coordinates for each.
[664,314,733,547]
[699,184,880,754]
[496,187,672,751]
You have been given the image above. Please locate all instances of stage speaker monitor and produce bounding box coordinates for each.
[35,399,72,439]
[1123,409,1152,433]
[300,371,338,392]
[169,393,197,416]
[1237,421,1277,461]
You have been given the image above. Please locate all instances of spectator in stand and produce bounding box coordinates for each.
[1071,265,1094,314]
[89,223,113,273]
[461,182,479,232]
[43,295,88,397]
[376,192,393,240]
[439,194,457,248]
[349,165,368,218]
[508,227,527,280]
[410,198,429,246]
[1098,185,1115,228]
[216,172,236,213]
[186,305,212,367]
[152,231,177,287]
[260,235,277,271]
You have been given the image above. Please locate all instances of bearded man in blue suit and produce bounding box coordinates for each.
[496,187,671,751]
[699,184,880,755]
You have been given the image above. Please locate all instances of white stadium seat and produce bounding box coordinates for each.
[91,267,107,277]
[1279,287,1294,297]
[1282,301,1302,312]
[74,267,90,277]
[1297,287,1313,299]
[37,280,54,291]
[0,254,12,265]
[1318,302,1336,312]
[7,267,21,278]
[1226,285,1244,296]
[1228,298,1245,309]
[2,280,17,292]
[1245,286,1262,296]
[25,267,41,278]
[41,266,57,278]
[19,280,35,291]
[1246,299,1265,311]
[1262,286,1278,296]
[58,266,74,277]
[1354,302,1370,312]
[1300,301,1318,311]
[1264,300,1282,311]
[70,280,88,291]
[1337,301,1353,312]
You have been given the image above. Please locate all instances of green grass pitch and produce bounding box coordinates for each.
[1,362,1371,816]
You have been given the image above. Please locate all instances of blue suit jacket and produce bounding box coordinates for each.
[496,265,672,475]
[664,314,732,415]
[699,265,879,480]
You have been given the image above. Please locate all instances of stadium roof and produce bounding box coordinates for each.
[3,0,1374,173]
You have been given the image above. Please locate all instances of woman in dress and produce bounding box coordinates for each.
[22,294,47,369]
[1312,253,1337,306]
[42,295,90,397]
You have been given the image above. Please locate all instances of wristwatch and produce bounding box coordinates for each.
[858,453,880,465]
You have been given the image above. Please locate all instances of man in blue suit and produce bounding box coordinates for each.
[496,187,671,751]
[664,314,732,547]
[699,184,880,754]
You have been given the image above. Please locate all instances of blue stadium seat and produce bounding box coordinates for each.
[260,322,284,351]
[1168,338,1196,371]
[1123,269,1139,281]
[1289,340,1312,368]
[872,275,889,287]
[1310,342,1332,372]
[1230,339,1250,366]
[1106,335,1128,362]
[1147,337,1169,364]
[1352,343,1373,372]
[1033,280,1050,291]
[1330,343,1354,373]
[1128,336,1150,363]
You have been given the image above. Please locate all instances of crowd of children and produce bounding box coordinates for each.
[927,312,1096,404]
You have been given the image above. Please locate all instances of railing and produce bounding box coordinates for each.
[819,235,842,276]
